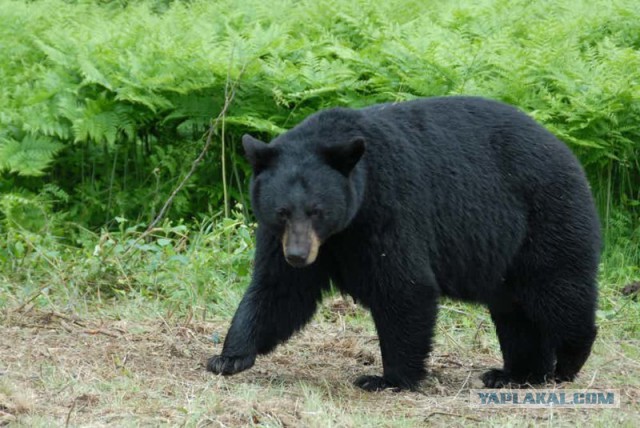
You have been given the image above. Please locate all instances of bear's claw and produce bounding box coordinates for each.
[207,354,256,375]
[481,368,513,388]
[354,375,401,392]
[481,368,551,388]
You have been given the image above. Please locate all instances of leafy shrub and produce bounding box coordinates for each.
[0,0,638,233]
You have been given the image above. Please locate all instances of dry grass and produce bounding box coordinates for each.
[0,298,638,427]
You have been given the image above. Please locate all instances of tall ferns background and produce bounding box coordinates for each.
[1,0,639,304]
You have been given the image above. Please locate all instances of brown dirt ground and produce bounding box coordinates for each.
[0,299,638,427]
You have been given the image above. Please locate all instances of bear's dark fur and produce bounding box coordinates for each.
[207,97,601,391]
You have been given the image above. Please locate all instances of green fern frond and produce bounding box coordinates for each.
[0,136,63,176]
[78,55,113,91]
[224,116,286,135]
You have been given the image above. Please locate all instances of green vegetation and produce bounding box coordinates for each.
[2,0,639,224]
[1,0,638,293]
[0,0,638,425]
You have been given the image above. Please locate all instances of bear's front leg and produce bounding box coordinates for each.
[355,284,439,392]
[207,229,329,376]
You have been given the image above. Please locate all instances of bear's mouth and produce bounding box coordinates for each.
[282,222,320,268]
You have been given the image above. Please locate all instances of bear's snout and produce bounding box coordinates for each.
[282,221,320,267]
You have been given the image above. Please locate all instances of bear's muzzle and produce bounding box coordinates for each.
[282,221,320,267]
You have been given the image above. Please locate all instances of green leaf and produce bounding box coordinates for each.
[0,136,63,176]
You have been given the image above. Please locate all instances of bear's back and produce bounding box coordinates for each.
[346,97,597,300]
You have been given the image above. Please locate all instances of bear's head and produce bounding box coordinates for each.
[242,120,366,268]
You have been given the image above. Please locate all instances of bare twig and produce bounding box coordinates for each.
[472,320,486,347]
[64,397,78,428]
[450,369,473,403]
[221,51,234,219]
[424,411,482,423]
[143,76,238,237]
[122,61,247,257]
[49,311,86,327]
[83,329,120,338]
[13,283,51,313]
[585,369,598,389]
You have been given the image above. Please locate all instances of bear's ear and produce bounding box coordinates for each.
[322,137,366,176]
[243,134,277,174]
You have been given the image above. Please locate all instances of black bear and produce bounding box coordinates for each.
[207,97,601,391]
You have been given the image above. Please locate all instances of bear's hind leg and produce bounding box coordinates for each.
[555,326,597,382]
[482,306,555,388]
[549,288,598,382]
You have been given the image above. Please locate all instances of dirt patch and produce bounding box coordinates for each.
[0,300,638,426]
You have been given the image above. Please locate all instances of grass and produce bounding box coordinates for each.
[1,299,638,426]
[1,216,638,426]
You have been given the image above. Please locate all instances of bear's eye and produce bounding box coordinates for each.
[276,207,290,222]
[308,206,322,218]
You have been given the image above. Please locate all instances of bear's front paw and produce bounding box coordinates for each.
[207,354,256,375]
[354,375,401,392]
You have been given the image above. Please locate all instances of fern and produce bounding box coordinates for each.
[0,0,638,231]
[0,136,63,176]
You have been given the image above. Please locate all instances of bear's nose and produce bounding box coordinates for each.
[285,254,307,267]
[284,246,310,267]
